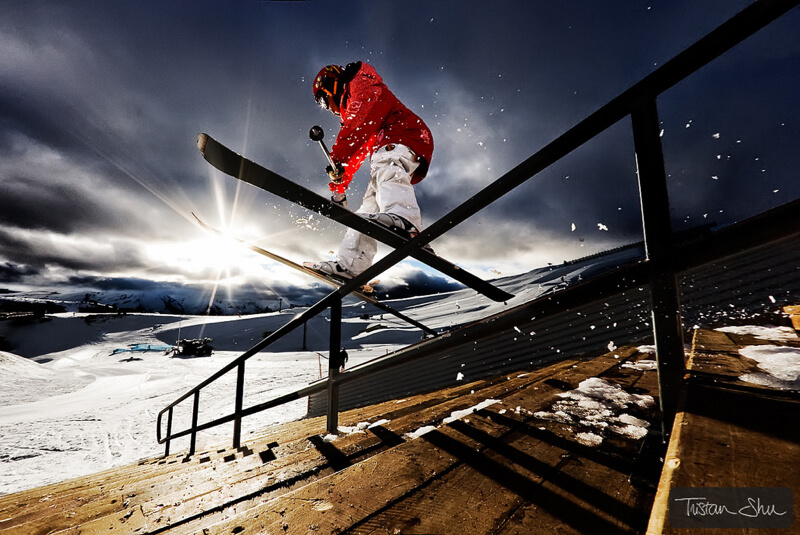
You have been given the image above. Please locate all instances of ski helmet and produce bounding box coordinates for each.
[313,65,344,109]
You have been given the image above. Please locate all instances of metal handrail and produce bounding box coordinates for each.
[156,0,799,455]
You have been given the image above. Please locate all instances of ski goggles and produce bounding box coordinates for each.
[315,90,331,110]
[314,82,338,110]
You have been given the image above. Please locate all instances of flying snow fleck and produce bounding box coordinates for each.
[597,223,609,231]
[571,223,577,232]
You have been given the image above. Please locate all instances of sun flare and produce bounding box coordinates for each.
[144,233,262,282]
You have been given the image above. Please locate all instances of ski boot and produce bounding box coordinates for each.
[303,260,354,283]
[302,261,379,297]
[366,213,434,253]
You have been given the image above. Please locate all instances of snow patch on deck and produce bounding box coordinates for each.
[716,325,799,342]
[533,378,654,446]
[738,345,800,390]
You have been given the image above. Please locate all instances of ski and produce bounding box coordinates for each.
[192,213,438,337]
[196,133,513,302]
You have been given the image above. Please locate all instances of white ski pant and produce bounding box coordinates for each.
[337,143,422,276]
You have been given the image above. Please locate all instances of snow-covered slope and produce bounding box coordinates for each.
[0,312,397,496]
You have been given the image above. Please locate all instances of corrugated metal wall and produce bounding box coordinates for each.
[680,234,800,325]
[308,230,800,417]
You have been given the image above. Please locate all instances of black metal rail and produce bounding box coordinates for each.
[157,0,799,456]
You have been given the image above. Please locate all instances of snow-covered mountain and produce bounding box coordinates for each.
[0,244,646,317]
[1,286,279,316]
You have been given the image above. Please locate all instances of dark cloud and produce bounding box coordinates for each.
[0,175,115,233]
[0,262,40,283]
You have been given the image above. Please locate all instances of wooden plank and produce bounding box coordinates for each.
[500,451,651,534]
[690,328,734,353]
[648,329,800,535]
[687,328,800,396]
[495,351,659,534]
[285,387,577,535]
[784,305,800,332]
[655,387,800,534]
[361,379,655,534]
[646,409,686,535]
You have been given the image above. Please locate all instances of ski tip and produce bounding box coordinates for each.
[196,133,208,154]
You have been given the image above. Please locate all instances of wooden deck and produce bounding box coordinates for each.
[0,346,662,534]
[648,327,800,534]
[4,325,798,534]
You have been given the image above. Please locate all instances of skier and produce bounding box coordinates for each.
[303,61,434,280]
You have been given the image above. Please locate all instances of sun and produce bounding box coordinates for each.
[143,231,263,282]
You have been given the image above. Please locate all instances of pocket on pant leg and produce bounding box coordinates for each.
[371,147,418,186]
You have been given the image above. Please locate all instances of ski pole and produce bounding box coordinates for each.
[309,125,337,170]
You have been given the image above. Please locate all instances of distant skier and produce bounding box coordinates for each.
[304,62,434,280]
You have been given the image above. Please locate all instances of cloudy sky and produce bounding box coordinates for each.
[1,1,798,305]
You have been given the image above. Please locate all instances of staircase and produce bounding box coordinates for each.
[0,345,662,534]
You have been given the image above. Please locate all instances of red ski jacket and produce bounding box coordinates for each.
[329,62,434,194]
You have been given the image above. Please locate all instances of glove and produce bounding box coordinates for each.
[326,163,345,183]
[331,192,347,208]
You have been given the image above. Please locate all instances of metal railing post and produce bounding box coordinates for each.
[327,297,342,435]
[190,391,200,455]
[164,408,173,457]
[233,361,246,449]
[631,97,686,442]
